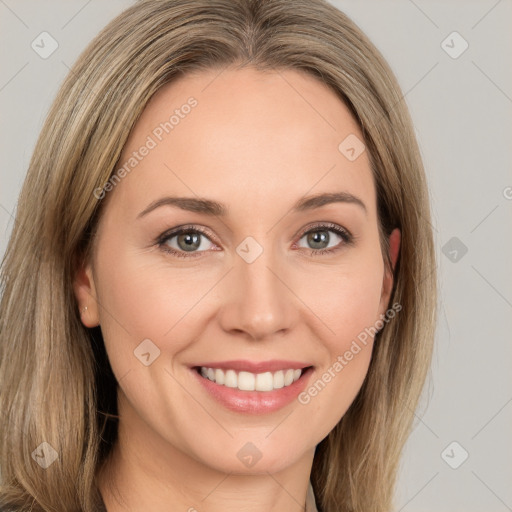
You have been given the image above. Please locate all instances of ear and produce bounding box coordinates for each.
[73,256,100,328]
[378,228,401,315]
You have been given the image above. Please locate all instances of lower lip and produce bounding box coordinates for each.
[191,367,314,414]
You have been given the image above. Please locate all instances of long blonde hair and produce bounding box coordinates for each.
[0,0,437,510]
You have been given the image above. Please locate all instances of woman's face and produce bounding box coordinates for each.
[75,67,399,475]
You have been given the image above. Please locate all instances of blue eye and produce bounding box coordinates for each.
[156,222,353,259]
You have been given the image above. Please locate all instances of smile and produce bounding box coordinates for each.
[190,361,315,414]
[198,366,303,392]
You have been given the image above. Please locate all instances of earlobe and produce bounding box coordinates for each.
[73,259,100,327]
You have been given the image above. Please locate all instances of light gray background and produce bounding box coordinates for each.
[1,1,511,511]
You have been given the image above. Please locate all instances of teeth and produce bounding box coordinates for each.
[238,371,255,391]
[214,368,225,385]
[198,366,305,391]
[256,371,274,391]
[224,369,237,388]
[273,370,284,389]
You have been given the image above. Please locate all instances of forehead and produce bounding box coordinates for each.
[112,66,376,220]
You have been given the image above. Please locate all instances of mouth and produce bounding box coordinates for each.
[192,365,313,392]
[189,361,315,414]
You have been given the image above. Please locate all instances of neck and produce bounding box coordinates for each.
[97,393,315,512]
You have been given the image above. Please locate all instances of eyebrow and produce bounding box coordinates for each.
[137,191,367,219]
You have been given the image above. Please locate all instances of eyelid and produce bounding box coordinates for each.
[155,224,219,259]
[156,221,353,258]
[156,224,218,245]
[295,221,353,240]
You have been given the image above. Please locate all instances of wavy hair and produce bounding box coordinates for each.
[0,0,437,510]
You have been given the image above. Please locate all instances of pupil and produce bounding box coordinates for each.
[309,231,328,249]
[179,232,200,251]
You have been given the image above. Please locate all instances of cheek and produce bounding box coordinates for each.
[330,270,383,342]
[93,242,204,376]
[301,253,385,350]
[292,251,384,421]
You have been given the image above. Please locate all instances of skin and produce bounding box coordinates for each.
[74,67,400,512]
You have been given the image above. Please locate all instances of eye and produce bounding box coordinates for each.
[156,222,353,259]
[156,225,216,258]
[295,222,353,256]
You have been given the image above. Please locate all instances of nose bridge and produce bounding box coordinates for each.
[219,237,297,340]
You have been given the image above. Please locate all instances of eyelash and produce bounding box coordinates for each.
[155,222,353,259]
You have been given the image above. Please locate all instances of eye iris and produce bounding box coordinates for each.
[178,232,201,252]
[308,230,329,249]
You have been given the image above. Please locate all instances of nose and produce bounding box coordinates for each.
[217,243,299,341]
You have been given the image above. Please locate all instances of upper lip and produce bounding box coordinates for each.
[191,360,313,373]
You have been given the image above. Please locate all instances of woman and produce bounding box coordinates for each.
[0,0,437,511]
